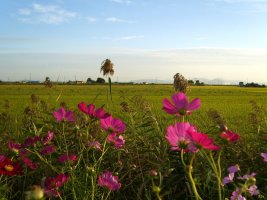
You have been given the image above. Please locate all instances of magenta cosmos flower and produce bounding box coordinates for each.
[40,145,56,155]
[78,102,110,119]
[88,141,102,151]
[220,130,240,143]
[261,153,267,162]
[100,116,126,134]
[44,174,70,197]
[58,154,77,163]
[42,131,54,145]
[107,133,125,148]
[0,155,23,176]
[162,92,201,116]
[190,131,220,151]
[98,171,121,191]
[165,122,196,152]
[53,107,75,122]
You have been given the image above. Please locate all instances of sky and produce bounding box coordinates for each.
[0,0,267,83]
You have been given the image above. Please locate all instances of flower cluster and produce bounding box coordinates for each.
[164,93,219,153]
[223,166,259,200]
[98,171,121,191]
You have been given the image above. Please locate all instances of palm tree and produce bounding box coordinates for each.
[173,73,188,93]
[100,59,114,76]
[100,59,115,100]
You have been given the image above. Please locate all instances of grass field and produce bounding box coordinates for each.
[0,84,266,199]
[1,84,267,133]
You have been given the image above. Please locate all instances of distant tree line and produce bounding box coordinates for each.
[239,82,265,88]
[188,80,205,86]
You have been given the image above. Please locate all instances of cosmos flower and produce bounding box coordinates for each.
[223,165,240,185]
[230,188,246,200]
[190,131,220,151]
[58,154,77,163]
[44,174,70,197]
[23,135,40,147]
[40,145,56,155]
[223,173,235,185]
[220,130,240,143]
[100,116,126,134]
[247,185,259,196]
[261,152,267,162]
[42,131,54,145]
[8,141,21,155]
[98,171,121,191]
[88,141,102,151]
[165,122,196,152]
[228,165,240,174]
[107,133,125,148]
[78,102,110,119]
[162,92,201,116]
[22,157,38,170]
[53,107,75,122]
[0,155,22,176]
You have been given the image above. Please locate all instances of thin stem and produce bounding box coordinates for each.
[187,154,202,200]
[180,149,187,168]
[210,151,223,200]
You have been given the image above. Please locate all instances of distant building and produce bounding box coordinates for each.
[239,82,244,87]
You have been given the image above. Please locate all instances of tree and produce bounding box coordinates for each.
[44,77,53,88]
[96,77,105,84]
[188,80,195,85]
[173,73,188,93]
[86,78,95,84]
[100,59,114,77]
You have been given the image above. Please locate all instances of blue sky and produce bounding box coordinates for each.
[1,0,267,83]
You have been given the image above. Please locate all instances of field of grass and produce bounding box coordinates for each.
[0,84,266,199]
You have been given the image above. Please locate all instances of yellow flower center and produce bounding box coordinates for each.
[4,164,14,172]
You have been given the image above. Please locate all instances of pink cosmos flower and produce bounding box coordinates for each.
[42,131,54,145]
[23,157,38,170]
[58,154,77,163]
[223,173,235,185]
[98,171,121,191]
[0,155,23,176]
[100,116,126,134]
[40,145,56,155]
[23,136,40,147]
[228,165,240,174]
[53,107,75,122]
[223,165,240,185]
[162,92,201,116]
[107,133,125,148]
[231,188,246,200]
[8,141,21,154]
[247,185,259,196]
[165,122,196,152]
[238,172,256,181]
[78,102,110,119]
[261,152,267,162]
[88,141,102,151]
[19,149,29,157]
[44,174,69,197]
[190,131,220,151]
[220,130,240,143]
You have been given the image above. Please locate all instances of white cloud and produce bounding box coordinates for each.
[18,8,31,16]
[86,16,96,22]
[110,0,133,4]
[17,3,76,24]
[117,35,144,40]
[106,17,136,23]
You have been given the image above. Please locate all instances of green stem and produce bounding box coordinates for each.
[180,149,187,168]
[187,154,202,200]
[208,151,222,200]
